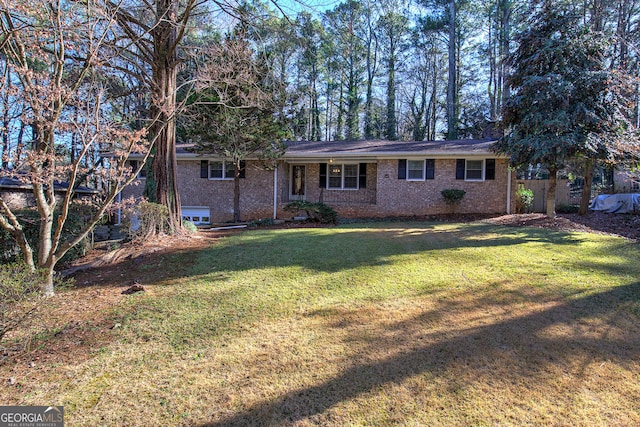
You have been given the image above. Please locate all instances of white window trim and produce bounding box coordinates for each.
[407,159,426,181]
[465,159,485,182]
[208,160,235,180]
[327,163,359,190]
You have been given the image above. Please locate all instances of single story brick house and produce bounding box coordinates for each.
[122,138,516,224]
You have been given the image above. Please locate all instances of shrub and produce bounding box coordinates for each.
[515,184,535,214]
[123,201,170,240]
[284,201,338,224]
[441,189,466,214]
[441,189,466,205]
[248,218,275,227]
[0,263,45,353]
[183,220,198,233]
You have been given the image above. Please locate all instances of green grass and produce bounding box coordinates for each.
[127,223,636,347]
[3,221,640,426]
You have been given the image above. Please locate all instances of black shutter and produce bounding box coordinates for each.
[200,160,208,178]
[398,159,407,179]
[130,160,138,172]
[239,160,246,178]
[426,159,435,180]
[319,163,327,188]
[456,159,465,180]
[485,159,495,180]
[359,163,367,188]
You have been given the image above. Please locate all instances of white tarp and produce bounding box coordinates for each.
[589,193,640,213]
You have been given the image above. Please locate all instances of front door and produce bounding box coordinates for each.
[290,165,306,200]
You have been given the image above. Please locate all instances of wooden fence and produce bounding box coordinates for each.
[516,179,575,213]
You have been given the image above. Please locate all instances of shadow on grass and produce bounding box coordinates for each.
[199,281,640,426]
[183,222,592,277]
[70,222,615,290]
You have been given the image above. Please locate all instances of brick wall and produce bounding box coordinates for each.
[177,160,277,222]
[275,158,515,220]
[370,158,514,217]
[126,157,515,223]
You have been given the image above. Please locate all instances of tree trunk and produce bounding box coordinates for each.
[386,52,397,140]
[233,159,241,223]
[42,262,55,297]
[446,0,457,140]
[546,168,558,218]
[150,0,182,233]
[579,157,595,215]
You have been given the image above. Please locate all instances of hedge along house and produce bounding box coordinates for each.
[120,138,515,224]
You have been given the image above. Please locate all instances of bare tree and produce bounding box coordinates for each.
[0,0,152,295]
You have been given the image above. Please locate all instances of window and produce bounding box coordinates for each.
[456,159,496,181]
[466,160,483,180]
[408,160,425,180]
[344,164,358,188]
[209,161,235,180]
[201,160,245,180]
[398,159,435,181]
[326,163,359,189]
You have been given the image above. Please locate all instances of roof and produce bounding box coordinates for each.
[0,176,100,194]
[173,138,499,162]
[282,138,498,161]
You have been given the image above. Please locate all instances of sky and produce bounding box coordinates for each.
[270,0,343,16]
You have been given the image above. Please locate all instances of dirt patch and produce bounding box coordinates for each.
[483,212,640,240]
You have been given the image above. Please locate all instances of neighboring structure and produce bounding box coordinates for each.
[614,168,640,193]
[0,176,100,210]
[122,138,515,224]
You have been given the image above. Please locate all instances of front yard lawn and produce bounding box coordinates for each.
[2,221,639,426]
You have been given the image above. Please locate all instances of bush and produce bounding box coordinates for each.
[123,201,170,239]
[183,220,198,233]
[0,263,73,358]
[248,218,275,227]
[284,201,338,224]
[515,184,535,214]
[441,189,466,205]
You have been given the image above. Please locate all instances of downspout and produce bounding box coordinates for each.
[506,165,512,214]
[273,163,278,220]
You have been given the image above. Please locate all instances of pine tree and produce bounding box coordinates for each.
[494,3,638,217]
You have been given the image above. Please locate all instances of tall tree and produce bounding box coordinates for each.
[446,0,457,140]
[107,0,203,232]
[494,3,639,217]
[324,0,365,140]
[378,8,409,140]
[296,12,324,141]
[184,27,288,222]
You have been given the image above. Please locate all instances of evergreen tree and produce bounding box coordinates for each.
[494,3,639,217]
[183,27,289,222]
